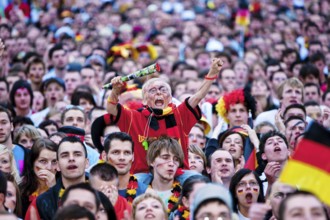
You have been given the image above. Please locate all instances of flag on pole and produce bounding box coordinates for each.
[279,122,330,206]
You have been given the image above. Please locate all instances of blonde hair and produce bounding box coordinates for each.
[14,124,42,144]
[0,144,21,184]
[189,144,207,169]
[132,192,168,220]
[277,77,304,100]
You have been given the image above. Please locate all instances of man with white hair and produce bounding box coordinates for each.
[103,58,224,173]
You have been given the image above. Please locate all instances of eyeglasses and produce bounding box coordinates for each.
[237,181,259,189]
[148,86,169,95]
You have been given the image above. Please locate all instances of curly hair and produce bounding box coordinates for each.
[216,88,257,123]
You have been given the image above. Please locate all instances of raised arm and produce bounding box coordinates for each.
[188,58,223,108]
[0,39,5,58]
[106,76,125,116]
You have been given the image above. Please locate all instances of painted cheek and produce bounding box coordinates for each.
[237,189,244,195]
[252,188,259,194]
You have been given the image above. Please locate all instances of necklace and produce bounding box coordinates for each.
[126,175,138,204]
[149,180,182,213]
[176,204,190,220]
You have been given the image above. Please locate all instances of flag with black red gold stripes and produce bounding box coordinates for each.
[279,122,330,205]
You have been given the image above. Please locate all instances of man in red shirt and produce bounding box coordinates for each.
[104,58,224,173]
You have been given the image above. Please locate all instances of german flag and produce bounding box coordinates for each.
[235,0,250,27]
[279,122,330,206]
[230,126,258,170]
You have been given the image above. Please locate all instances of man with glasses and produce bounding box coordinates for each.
[104,58,224,173]
[248,181,296,220]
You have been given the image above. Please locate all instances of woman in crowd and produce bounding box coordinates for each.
[188,145,207,175]
[96,191,117,220]
[0,144,21,184]
[71,90,96,115]
[132,193,168,220]
[4,173,22,218]
[169,175,210,220]
[13,124,42,150]
[38,119,59,136]
[229,169,265,220]
[20,138,58,215]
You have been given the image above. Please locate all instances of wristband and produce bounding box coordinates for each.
[107,96,118,105]
[204,75,217,80]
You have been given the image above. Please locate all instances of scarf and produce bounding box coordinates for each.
[139,104,177,131]
[139,104,180,150]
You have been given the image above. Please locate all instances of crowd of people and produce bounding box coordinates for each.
[0,0,330,219]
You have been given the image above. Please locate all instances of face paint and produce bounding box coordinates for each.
[252,188,259,193]
[155,159,177,167]
[16,88,29,94]
[237,189,244,195]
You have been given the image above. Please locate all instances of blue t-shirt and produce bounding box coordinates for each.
[118,178,148,198]
[12,144,27,175]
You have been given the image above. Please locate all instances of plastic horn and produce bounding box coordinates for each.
[102,63,161,89]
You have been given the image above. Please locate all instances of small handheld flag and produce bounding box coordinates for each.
[103,63,161,89]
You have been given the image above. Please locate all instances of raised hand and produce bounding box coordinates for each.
[0,39,5,57]
[36,169,56,187]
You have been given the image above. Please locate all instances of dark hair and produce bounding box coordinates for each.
[269,68,286,82]
[25,57,45,77]
[0,171,7,196]
[304,82,321,96]
[9,80,34,107]
[284,116,306,127]
[259,131,289,156]
[13,116,34,128]
[58,136,87,158]
[281,48,298,63]
[310,51,326,63]
[96,191,117,220]
[39,120,59,132]
[229,169,265,212]
[304,100,320,108]
[278,191,330,220]
[54,204,95,220]
[21,138,58,202]
[61,183,100,212]
[0,78,9,92]
[71,91,96,107]
[104,132,134,154]
[299,63,319,80]
[283,103,306,119]
[323,90,330,102]
[0,105,13,122]
[218,127,247,149]
[90,163,118,182]
[48,44,66,60]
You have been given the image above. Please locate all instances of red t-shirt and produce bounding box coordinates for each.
[114,195,132,220]
[109,99,201,173]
